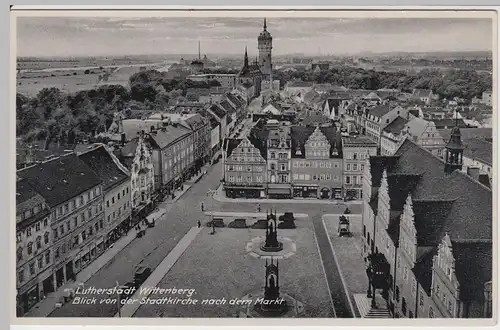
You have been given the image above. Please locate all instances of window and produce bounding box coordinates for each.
[60,225,64,235]
[43,219,48,227]
[411,278,417,295]
[36,236,42,249]
[27,227,32,237]
[403,266,409,282]
[35,223,40,231]
[64,204,69,213]
[45,250,50,264]
[429,307,435,318]
[66,221,70,232]
[38,256,43,269]
[419,290,425,309]
[347,164,351,171]
[112,197,115,204]
[18,270,24,283]
[447,300,453,314]
[88,209,92,219]
[17,247,22,261]
[99,220,103,229]
[345,176,350,184]
[106,201,110,207]
[44,232,49,244]
[29,262,35,275]
[53,229,58,239]
[55,247,60,259]
[80,196,84,205]
[118,193,121,200]
[72,200,77,209]
[16,232,22,243]
[353,153,358,160]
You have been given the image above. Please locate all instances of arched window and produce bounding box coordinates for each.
[44,232,49,244]
[27,242,33,255]
[17,247,23,261]
[36,236,42,249]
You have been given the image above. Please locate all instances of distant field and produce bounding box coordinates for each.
[17,56,165,71]
[96,66,143,87]
[16,68,107,96]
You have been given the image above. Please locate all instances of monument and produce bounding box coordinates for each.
[260,209,283,252]
[253,258,289,316]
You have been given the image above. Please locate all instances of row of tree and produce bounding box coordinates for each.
[274,66,492,102]
[17,65,491,148]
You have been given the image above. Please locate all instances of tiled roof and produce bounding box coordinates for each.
[226,93,243,109]
[78,145,129,191]
[241,81,254,89]
[208,104,227,119]
[148,125,192,150]
[413,89,432,98]
[412,247,436,295]
[412,200,455,246]
[368,156,401,188]
[393,139,492,241]
[290,126,341,159]
[383,116,408,134]
[287,80,313,88]
[224,138,243,157]
[458,137,492,166]
[248,126,269,159]
[367,104,393,118]
[17,153,103,207]
[387,173,421,211]
[452,240,492,302]
[405,117,430,138]
[16,179,50,230]
[219,100,237,114]
[432,118,467,129]
[438,128,492,142]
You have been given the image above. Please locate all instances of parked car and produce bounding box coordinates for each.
[207,218,225,227]
[278,212,295,222]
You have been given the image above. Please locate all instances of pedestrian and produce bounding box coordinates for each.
[197,220,201,228]
[257,204,261,212]
[201,202,204,212]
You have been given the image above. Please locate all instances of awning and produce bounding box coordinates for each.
[293,183,318,188]
[268,188,291,195]
[226,186,264,190]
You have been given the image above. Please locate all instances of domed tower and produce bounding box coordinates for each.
[444,118,464,174]
[258,18,273,81]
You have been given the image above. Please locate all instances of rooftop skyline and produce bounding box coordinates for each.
[17,16,493,57]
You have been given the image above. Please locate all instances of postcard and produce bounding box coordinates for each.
[11,7,497,327]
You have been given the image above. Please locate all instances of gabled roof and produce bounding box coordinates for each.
[368,156,400,188]
[78,145,130,191]
[405,117,431,138]
[368,104,397,118]
[208,104,227,119]
[413,199,455,246]
[383,116,408,134]
[413,89,433,97]
[226,93,243,109]
[248,126,269,159]
[148,125,192,150]
[452,240,492,302]
[432,118,467,129]
[393,139,492,241]
[16,178,50,229]
[17,153,103,207]
[224,138,243,157]
[219,100,237,114]
[241,81,254,89]
[290,126,342,159]
[412,247,436,295]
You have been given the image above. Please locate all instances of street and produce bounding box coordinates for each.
[49,157,361,318]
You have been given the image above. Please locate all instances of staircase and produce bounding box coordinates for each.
[353,293,391,318]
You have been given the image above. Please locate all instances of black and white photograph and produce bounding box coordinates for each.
[13,10,495,322]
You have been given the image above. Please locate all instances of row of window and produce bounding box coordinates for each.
[52,187,101,220]
[344,175,362,185]
[346,163,365,172]
[19,202,47,221]
[292,161,339,169]
[106,187,130,208]
[53,204,103,240]
[54,219,104,261]
[106,201,131,223]
[269,152,288,160]
[228,175,264,183]
[293,173,340,181]
[17,250,51,284]
[17,218,49,242]
[270,163,288,171]
[17,232,50,261]
[343,151,374,160]
[227,165,264,172]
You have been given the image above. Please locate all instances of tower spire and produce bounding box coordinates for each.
[198,40,201,60]
[244,45,249,68]
[264,18,267,31]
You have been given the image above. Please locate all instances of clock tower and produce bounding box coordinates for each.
[258,18,273,81]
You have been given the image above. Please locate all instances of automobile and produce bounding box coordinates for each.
[134,266,152,287]
[207,218,225,227]
[278,212,295,222]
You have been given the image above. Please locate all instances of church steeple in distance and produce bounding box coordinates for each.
[264,17,267,31]
[444,109,464,174]
[244,45,249,68]
[258,18,273,81]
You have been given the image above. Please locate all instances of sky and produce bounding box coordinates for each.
[16,16,494,57]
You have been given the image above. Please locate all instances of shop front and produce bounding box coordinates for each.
[224,184,265,199]
[267,184,292,199]
[19,281,40,315]
[333,187,343,200]
[293,184,318,198]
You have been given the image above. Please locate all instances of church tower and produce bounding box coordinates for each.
[258,18,273,81]
[444,117,464,174]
